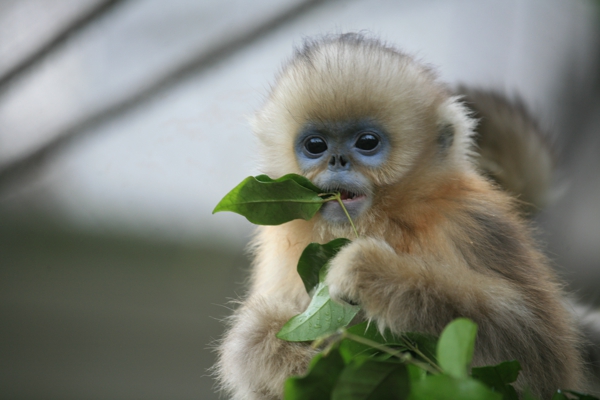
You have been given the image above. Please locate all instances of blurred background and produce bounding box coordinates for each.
[0,1,599,399]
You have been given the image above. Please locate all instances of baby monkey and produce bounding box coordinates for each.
[216,34,584,399]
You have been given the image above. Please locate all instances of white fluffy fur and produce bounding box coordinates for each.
[215,34,586,399]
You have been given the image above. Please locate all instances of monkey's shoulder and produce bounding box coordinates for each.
[389,176,546,276]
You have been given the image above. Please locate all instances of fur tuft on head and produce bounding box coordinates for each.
[252,33,477,186]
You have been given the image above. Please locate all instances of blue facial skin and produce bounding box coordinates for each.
[294,119,390,223]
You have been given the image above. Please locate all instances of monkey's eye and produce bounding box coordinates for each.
[355,133,380,151]
[304,136,328,155]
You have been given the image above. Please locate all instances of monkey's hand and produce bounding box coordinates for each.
[216,295,318,400]
[325,236,527,332]
[325,237,416,326]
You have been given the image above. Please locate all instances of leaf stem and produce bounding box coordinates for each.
[336,194,359,238]
[398,335,443,374]
[343,332,402,357]
[320,193,359,238]
[343,332,440,374]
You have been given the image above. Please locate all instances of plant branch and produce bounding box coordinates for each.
[343,332,440,374]
[398,335,443,374]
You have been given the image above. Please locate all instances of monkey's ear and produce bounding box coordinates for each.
[437,123,455,151]
[433,96,478,169]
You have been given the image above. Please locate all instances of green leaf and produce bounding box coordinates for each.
[283,348,345,400]
[213,174,324,225]
[410,375,502,400]
[551,391,569,400]
[437,318,477,379]
[339,321,402,363]
[338,322,438,368]
[522,388,540,400]
[471,360,521,400]
[256,173,322,193]
[471,360,520,384]
[564,390,600,400]
[297,239,351,295]
[407,364,427,383]
[277,283,360,341]
[331,357,410,400]
[402,332,439,365]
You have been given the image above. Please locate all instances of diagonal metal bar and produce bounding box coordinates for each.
[0,0,334,192]
[0,0,127,90]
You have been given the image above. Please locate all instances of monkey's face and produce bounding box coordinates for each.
[253,38,473,227]
[294,118,390,223]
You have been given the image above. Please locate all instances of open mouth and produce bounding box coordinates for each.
[320,185,371,223]
[338,189,367,202]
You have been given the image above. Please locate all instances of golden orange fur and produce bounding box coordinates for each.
[215,34,584,400]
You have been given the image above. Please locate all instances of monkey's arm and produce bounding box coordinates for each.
[324,234,582,398]
[216,295,318,400]
[216,224,318,400]
[326,236,527,335]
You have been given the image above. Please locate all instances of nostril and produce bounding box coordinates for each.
[328,155,351,170]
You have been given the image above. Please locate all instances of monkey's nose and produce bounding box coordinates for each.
[328,155,349,170]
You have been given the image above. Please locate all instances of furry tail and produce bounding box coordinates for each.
[457,86,555,215]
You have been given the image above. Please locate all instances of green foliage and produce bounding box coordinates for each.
[276,282,360,341]
[283,349,345,400]
[338,321,437,366]
[215,174,600,400]
[297,238,351,295]
[437,318,477,379]
[331,357,410,399]
[277,237,360,341]
[410,374,501,400]
[552,392,570,400]
[471,361,520,400]
[561,391,600,400]
[338,322,404,363]
[212,174,325,225]
[281,317,499,400]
